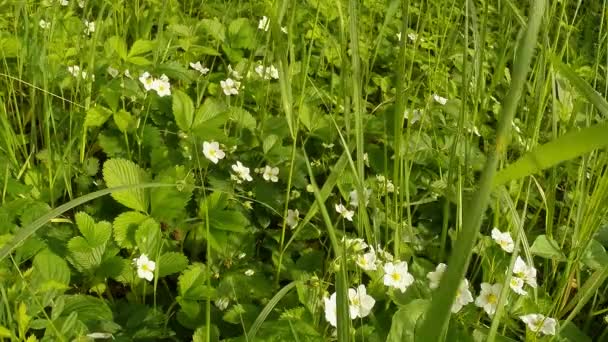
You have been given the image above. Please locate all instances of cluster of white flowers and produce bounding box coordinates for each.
[254,165,279,182]
[376,175,395,193]
[139,72,171,97]
[520,314,557,336]
[189,61,210,75]
[220,78,240,96]
[67,65,92,80]
[324,284,375,327]
[511,256,537,295]
[39,20,50,30]
[254,64,279,80]
[84,20,95,35]
[231,161,253,183]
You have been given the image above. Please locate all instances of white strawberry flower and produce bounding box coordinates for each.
[139,72,155,91]
[190,61,210,75]
[356,248,377,271]
[220,78,240,96]
[520,314,557,336]
[348,284,375,318]
[286,209,299,229]
[244,269,255,276]
[452,279,474,313]
[107,66,119,78]
[227,64,242,79]
[427,263,447,289]
[84,20,95,35]
[491,227,514,253]
[475,283,503,316]
[231,161,253,183]
[202,141,225,164]
[513,256,538,288]
[509,276,527,296]
[343,237,368,252]
[335,203,354,221]
[383,261,414,293]
[134,254,156,281]
[152,74,171,97]
[262,165,279,182]
[59,0,69,6]
[258,16,270,31]
[215,297,230,311]
[39,20,50,29]
[432,94,448,105]
[323,292,337,327]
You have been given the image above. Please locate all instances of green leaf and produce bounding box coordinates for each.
[228,18,255,50]
[61,295,113,323]
[128,39,155,58]
[126,56,152,66]
[387,300,429,342]
[68,237,104,271]
[209,210,249,233]
[494,122,608,186]
[135,218,161,256]
[229,107,257,131]
[192,97,227,129]
[75,212,111,247]
[32,250,70,292]
[84,106,113,127]
[263,134,279,154]
[193,325,220,342]
[559,321,592,342]
[530,235,566,261]
[201,18,226,42]
[553,58,608,118]
[103,159,150,212]
[0,326,12,338]
[157,252,189,277]
[150,166,194,223]
[113,109,133,133]
[104,36,128,61]
[113,211,147,248]
[172,90,195,132]
[582,240,608,271]
[178,263,215,301]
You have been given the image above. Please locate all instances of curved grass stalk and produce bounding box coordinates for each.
[0,183,175,262]
[246,280,299,340]
[416,1,546,340]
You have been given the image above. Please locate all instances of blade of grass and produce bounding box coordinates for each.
[416,1,546,340]
[246,280,299,340]
[493,122,608,186]
[303,148,349,342]
[0,183,175,262]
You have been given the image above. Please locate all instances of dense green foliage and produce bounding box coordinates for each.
[1,0,608,341]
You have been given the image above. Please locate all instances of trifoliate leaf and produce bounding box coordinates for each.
[75,212,111,247]
[61,295,113,323]
[113,211,148,249]
[178,263,215,301]
[157,252,189,277]
[84,106,113,128]
[32,250,70,292]
[103,158,150,212]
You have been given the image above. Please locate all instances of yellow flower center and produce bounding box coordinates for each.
[487,294,497,304]
[391,272,401,281]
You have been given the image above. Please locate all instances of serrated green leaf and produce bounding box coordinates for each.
[192,97,227,129]
[229,107,256,131]
[68,236,104,271]
[113,109,133,133]
[135,218,161,256]
[103,159,150,212]
[104,36,128,61]
[61,295,113,323]
[75,212,111,247]
[32,250,71,291]
[85,106,113,127]
[201,18,225,42]
[96,255,125,279]
[178,263,214,300]
[387,300,429,342]
[0,326,12,338]
[158,252,189,277]
[209,210,249,233]
[128,39,155,58]
[263,134,279,154]
[193,325,220,342]
[172,90,195,132]
[113,211,147,248]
